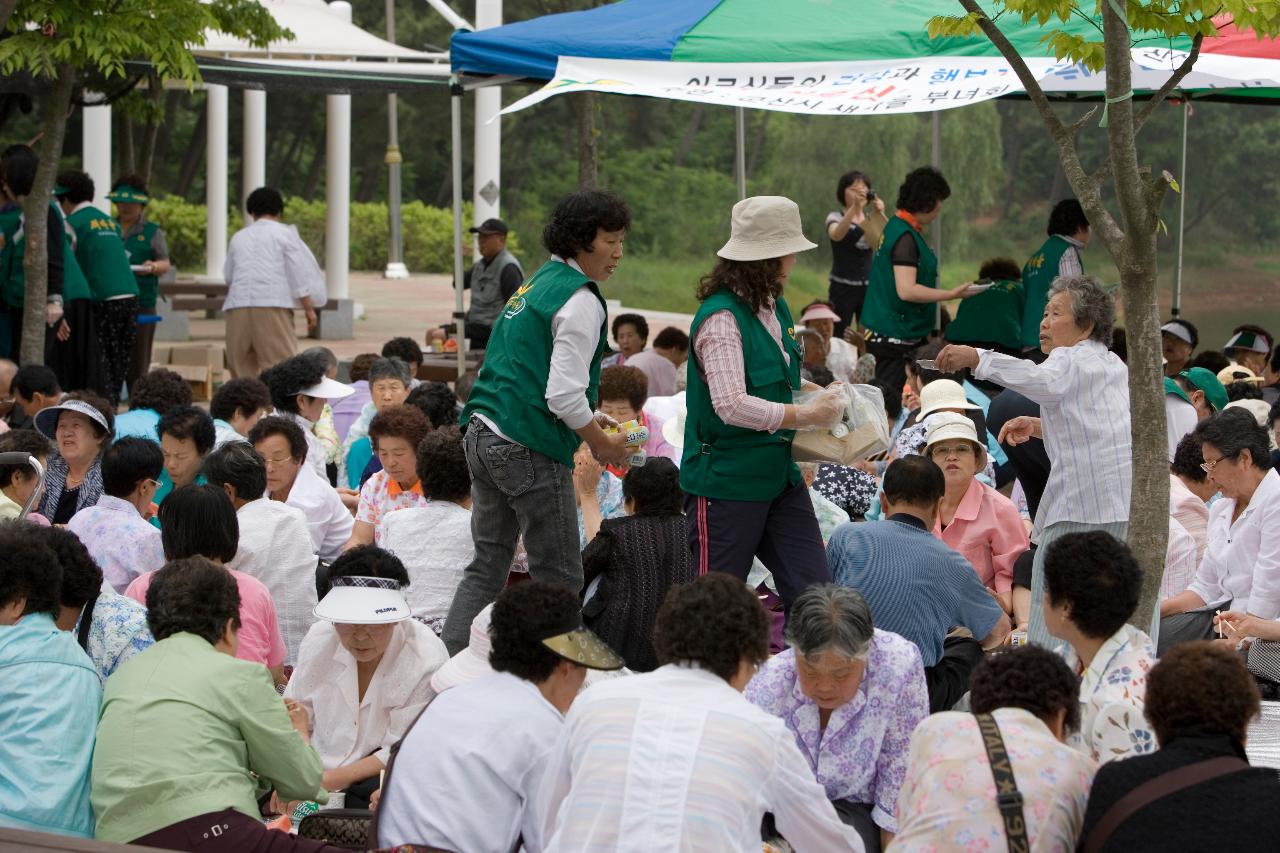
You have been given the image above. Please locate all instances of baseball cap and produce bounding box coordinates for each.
[469,218,509,235]
[1180,367,1228,413]
[1224,329,1272,354]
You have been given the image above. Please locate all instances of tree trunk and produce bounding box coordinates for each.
[20,66,76,366]
[119,118,136,175]
[137,76,164,184]
[672,103,704,168]
[573,92,598,189]
[175,106,207,199]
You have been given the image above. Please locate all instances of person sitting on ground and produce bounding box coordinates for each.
[1170,430,1214,562]
[112,368,192,443]
[204,441,317,665]
[92,557,335,851]
[331,352,378,443]
[1224,324,1273,376]
[153,404,215,514]
[382,336,423,386]
[405,380,457,433]
[124,484,288,685]
[209,375,273,447]
[800,300,866,385]
[0,524,100,839]
[0,428,50,522]
[892,363,999,483]
[943,256,1027,356]
[300,346,343,472]
[622,326,681,398]
[598,365,679,466]
[828,456,1010,712]
[11,364,62,421]
[602,311,648,368]
[1162,317,1198,377]
[813,460,879,521]
[346,404,432,550]
[1160,408,1280,651]
[286,545,448,809]
[39,525,153,683]
[894,645,1094,852]
[653,325,689,366]
[375,580,623,852]
[580,458,693,672]
[746,585,927,852]
[0,358,27,430]
[379,427,474,634]
[1166,364,1226,461]
[1080,642,1280,853]
[35,392,114,524]
[250,416,353,563]
[571,441,629,548]
[65,437,165,592]
[339,357,413,489]
[261,351,354,483]
[1042,530,1156,764]
[534,573,863,851]
[925,412,1029,625]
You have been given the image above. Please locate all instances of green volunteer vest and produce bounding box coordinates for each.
[120,219,162,309]
[67,206,139,302]
[863,214,939,341]
[1020,235,1078,348]
[681,290,802,502]
[461,260,607,467]
[2,203,91,308]
[944,278,1026,351]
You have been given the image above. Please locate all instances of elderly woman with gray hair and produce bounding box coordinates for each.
[937,274,1131,647]
[745,584,928,852]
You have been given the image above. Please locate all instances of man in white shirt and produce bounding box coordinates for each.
[249,416,352,563]
[222,187,327,379]
[376,581,622,853]
[203,441,318,665]
[534,574,864,853]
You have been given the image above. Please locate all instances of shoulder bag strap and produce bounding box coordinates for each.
[367,692,439,850]
[76,592,99,651]
[974,713,1029,853]
[1082,755,1248,853]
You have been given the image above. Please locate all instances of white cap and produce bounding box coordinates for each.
[297,376,354,400]
[314,576,411,624]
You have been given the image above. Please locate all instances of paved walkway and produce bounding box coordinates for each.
[186,271,694,362]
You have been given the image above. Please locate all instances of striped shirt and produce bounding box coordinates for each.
[693,300,788,433]
[975,340,1131,536]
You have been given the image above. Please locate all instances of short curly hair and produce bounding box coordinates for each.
[653,573,768,682]
[130,368,193,414]
[36,526,104,609]
[245,186,284,218]
[1171,431,1208,483]
[248,415,308,463]
[63,389,115,440]
[381,337,423,368]
[970,645,1082,733]
[369,404,433,455]
[599,365,648,411]
[406,382,457,431]
[328,545,410,587]
[56,169,95,204]
[542,190,631,259]
[622,457,682,516]
[1197,407,1271,471]
[145,557,242,645]
[348,353,381,383]
[1043,531,1141,639]
[368,357,412,388]
[653,326,689,353]
[417,426,470,502]
[895,166,951,215]
[1226,381,1263,403]
[1048,275,1115,347]
[611,313,649,344]
[0,521,62,617]
[489,580,584,682]
[210,377,271,423]
[158,405,216,456]
[978,257,1022,282]
[1145,642,1261,745]
[259,352,326,414]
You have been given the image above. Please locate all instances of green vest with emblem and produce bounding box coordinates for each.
[67,206,139,302]
[2,203,91,308]
[1020,235,1078,348]
[120,219,162,309]
[863,215,939,341]
[681,290,802,501]
[461,260,607,467]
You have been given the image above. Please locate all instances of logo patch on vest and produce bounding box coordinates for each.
[503,281,534,319]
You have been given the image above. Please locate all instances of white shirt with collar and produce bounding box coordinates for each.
[975,339,1131,536]
[283,463,353,562]
[376,671,565,853]
[285,619,447,769]
[534,664,864,853]
[222,218,326,311]
[1187,467,1280,618]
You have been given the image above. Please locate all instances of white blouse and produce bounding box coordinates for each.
[378,502,475,625]
[285,619,448,768]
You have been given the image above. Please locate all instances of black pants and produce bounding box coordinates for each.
[685,482,831,613]
[132,809,345,852]
[764,799,881,852]
[95,297,138,406]
[40,298,107,396]
[828,280,867,338]
[924,635,984,713]
[867,337,923,403]
[986,389,1051,520]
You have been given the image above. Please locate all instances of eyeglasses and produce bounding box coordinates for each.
[1200,453,1232,474]
[262,455,297,468]
[930,443,975,458]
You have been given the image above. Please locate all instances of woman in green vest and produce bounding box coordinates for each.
[862,166,977,398]
[108,175,171,395]
[1020,199,1089,353]
[682,196,847,612]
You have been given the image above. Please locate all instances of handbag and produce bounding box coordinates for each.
[297,808,374,850]
[974,713,1028,853]
[1246,638,1280,685]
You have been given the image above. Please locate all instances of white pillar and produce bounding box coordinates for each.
[472,0,503,226]
[81,98,112,212]
[325,1,353,301]
[206,84,229,279]
[242,89,267,213]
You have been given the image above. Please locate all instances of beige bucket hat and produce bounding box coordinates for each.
[717,196,817,262]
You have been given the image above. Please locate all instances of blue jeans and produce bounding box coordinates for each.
[441,418,582,655]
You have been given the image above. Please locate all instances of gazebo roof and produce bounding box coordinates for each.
[198,0,439,61]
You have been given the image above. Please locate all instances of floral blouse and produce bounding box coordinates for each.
[1058,623,1157,764]
[813,464,878,519]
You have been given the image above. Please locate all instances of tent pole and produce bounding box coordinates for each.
[1172,97,1189,318]
[932,111,942,330]
[735,107,746,200]
[205,84,229,280]
[452,80,466,378]
[384,0,408,278]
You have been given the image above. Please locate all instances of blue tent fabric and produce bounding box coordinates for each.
[450,0,721,79]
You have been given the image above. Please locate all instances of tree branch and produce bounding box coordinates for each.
[1133,32,1203,135]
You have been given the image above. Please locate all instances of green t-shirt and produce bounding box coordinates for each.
[67,206,139,302]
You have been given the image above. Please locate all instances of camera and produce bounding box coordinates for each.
[866,189,877,201]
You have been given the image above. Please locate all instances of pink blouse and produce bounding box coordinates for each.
[932,478,1028,595]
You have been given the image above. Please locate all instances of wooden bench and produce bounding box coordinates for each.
[160,281,343,314]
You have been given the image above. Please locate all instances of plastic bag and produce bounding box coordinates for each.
[791,383,890,465]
